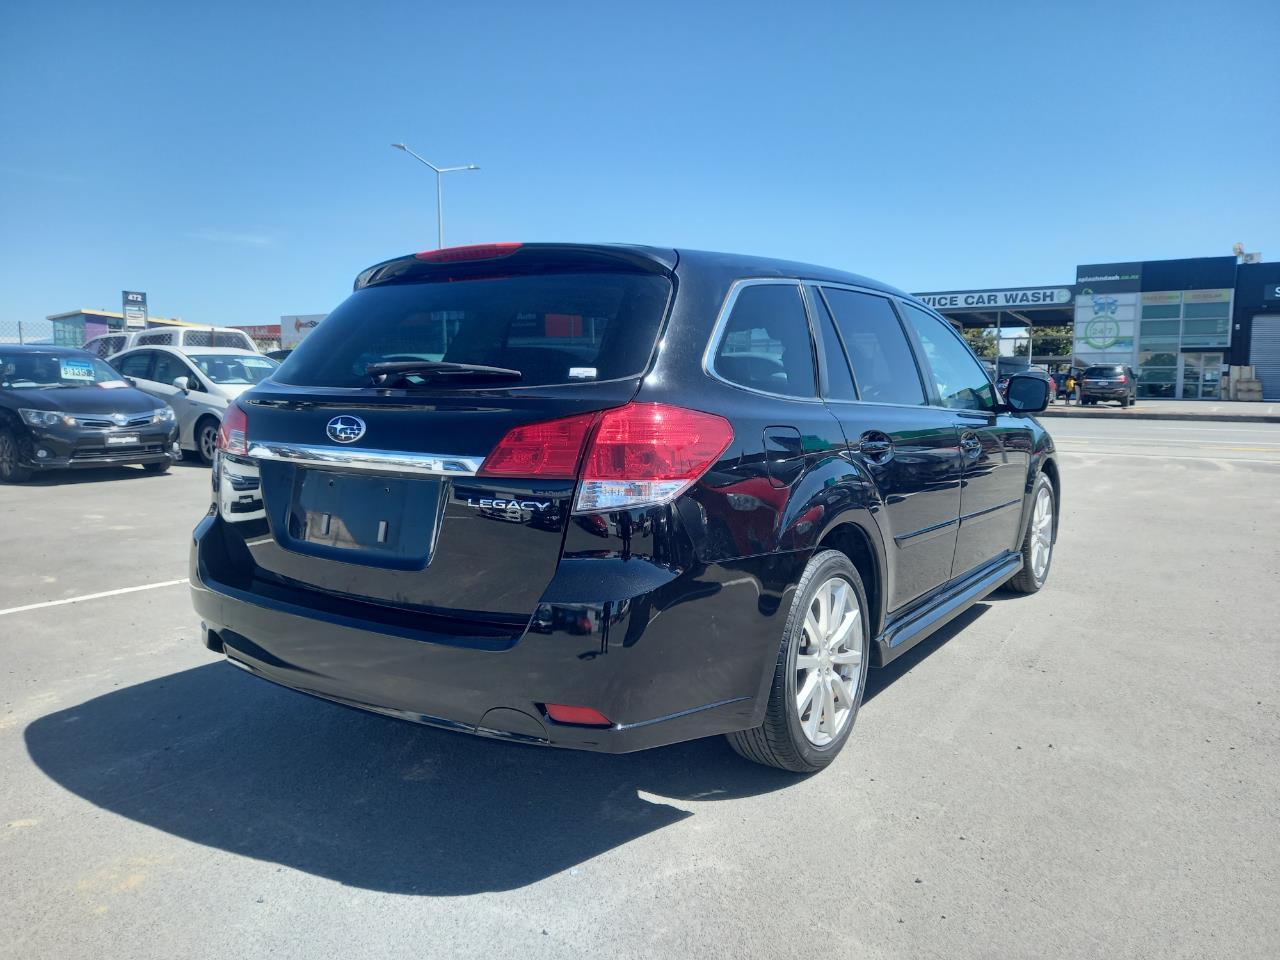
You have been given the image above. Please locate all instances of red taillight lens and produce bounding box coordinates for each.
[1117,375,1128,383]
[216,402,248,456]
[544,703,612,727]
[414,243,522,263]
[476,402,734,513]
[476,412,597,479]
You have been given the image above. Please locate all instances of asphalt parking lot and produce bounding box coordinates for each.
[3,420,1279,960]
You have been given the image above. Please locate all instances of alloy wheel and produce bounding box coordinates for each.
[794,576,864,747]
[200,424,218,462]
[1030,485,1054,581]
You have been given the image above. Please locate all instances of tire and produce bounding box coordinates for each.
[1006,473,1055,594]
[142,460,171,474]
[0,428,32,483]
[727,550,871,773]
[194,416,220,465]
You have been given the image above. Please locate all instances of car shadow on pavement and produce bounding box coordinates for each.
[25,602,993,896]
[21,465,169,486]
[24,662,798,896]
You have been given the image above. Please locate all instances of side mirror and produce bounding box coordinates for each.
[1005,373,1050,413]
[124,376,137,387]
[172,376,190,393]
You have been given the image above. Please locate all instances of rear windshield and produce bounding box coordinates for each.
[275,272,672,389]
[1084,366,1124,377]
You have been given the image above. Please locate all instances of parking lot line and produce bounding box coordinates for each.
[0,578,189,617]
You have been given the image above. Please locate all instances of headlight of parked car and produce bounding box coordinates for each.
[153,407,176,423]
[18,408,73,427]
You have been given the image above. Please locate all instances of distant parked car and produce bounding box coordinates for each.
[1079,364,1137,407]
[110,346,278,464]
[0,344,178,482]
[84,326,259,359]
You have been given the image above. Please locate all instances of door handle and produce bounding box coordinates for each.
[960,432,983,457]
[858,432,894,465]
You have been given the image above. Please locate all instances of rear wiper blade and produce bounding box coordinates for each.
[365,360,523,384]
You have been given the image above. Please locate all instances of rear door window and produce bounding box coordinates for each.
[820,288,925,406]
[277,272,672,388]
[711,282,816,398]
[114,351,155,380]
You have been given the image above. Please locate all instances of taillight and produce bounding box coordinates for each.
[475,412,596,479]
[216,402,248,456]
[476,402,734,513]
[414,242,522,263]
[1117,375,1128,383]
[577,403,734,513]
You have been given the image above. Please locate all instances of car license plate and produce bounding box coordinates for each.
[106,434,140,446]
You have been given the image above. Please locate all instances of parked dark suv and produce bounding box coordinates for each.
[1079,364,1137,407]
[191,243,1059,772]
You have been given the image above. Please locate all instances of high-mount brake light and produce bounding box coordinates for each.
[216,402,249,456]
[414,243,523,263]
[476,402,734,513]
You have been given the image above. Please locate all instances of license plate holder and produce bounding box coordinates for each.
[277,468,444,570]
[106,434,140,446]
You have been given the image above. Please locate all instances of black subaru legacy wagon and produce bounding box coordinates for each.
[191,243,1058,772]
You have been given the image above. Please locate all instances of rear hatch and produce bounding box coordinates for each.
[215,244,675,627]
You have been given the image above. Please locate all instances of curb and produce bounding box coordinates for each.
[1038,409,1280,424]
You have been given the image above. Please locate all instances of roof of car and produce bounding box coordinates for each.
[358,243,913,301]
[119,345,263,357]
[0,343,94,355]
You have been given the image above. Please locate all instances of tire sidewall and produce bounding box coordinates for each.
[781,552,871,768]
[196,417,219,465]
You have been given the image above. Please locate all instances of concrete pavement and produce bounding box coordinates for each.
[1039,398,1280,423]
[2,425,1279,960]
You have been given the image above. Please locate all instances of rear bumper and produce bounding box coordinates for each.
[1080,387,1129,399]
[191,512,804,753]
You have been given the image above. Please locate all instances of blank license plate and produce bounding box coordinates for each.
[106,434,140,446]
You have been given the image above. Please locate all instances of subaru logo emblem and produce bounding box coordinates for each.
[326,415,366,444]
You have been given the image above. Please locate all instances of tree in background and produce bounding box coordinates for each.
[962,327,998,358]
[1017,324,1074,358]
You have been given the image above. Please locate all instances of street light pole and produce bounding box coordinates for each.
[390,143,480,249]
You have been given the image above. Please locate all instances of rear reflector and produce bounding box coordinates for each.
[544,703,612,727]
[476,402,734,513]
[414,243,522,263]
[216,402,248,456]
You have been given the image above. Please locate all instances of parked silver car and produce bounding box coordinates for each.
[108,346,278,463]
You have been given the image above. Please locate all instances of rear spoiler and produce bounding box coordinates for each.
[353,243,678,291]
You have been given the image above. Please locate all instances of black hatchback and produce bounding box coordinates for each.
[0,345,179,482]
[192,243,1059,772]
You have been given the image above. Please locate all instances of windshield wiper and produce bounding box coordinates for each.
[365,360,523,385]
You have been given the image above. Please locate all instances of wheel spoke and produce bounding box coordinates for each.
[796,671,820,713]
[820,678,836,737]
[831,673,856,708]
[795,651,821,671]
[827,607,860,652]
[831,645,861,666]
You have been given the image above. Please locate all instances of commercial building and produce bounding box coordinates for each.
[914,255,1279,400]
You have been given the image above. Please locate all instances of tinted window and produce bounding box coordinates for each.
[821,288,924,405]
[114,351,154,379]
[1084,365,1124,377]
[713,283,816,398]
[152,352,193,387]
[0,351,125,388]
[899,303,996,411]
[807,288,856,400]
[278,272,671,389]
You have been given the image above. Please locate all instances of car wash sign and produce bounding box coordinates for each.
[915,287,1073,312]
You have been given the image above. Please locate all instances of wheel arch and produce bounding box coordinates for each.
[814,513,887,642]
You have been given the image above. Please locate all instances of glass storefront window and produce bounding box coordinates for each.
[1140,320,1180,338]
[1139,349,1177,366]
[1183,302,1230,319]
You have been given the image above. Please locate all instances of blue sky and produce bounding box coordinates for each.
[2,0,1278,330]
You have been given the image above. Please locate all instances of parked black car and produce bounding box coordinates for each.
[1079,364,1137,407]
[0,345,179,482]
[192,243,1059,772]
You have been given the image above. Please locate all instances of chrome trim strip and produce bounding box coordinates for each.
[247,442,482,477]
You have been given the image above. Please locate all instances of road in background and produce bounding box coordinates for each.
[2,421,1278,960]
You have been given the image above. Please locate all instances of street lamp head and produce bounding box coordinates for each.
[466,163,480,170]
[390,143,407,151]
